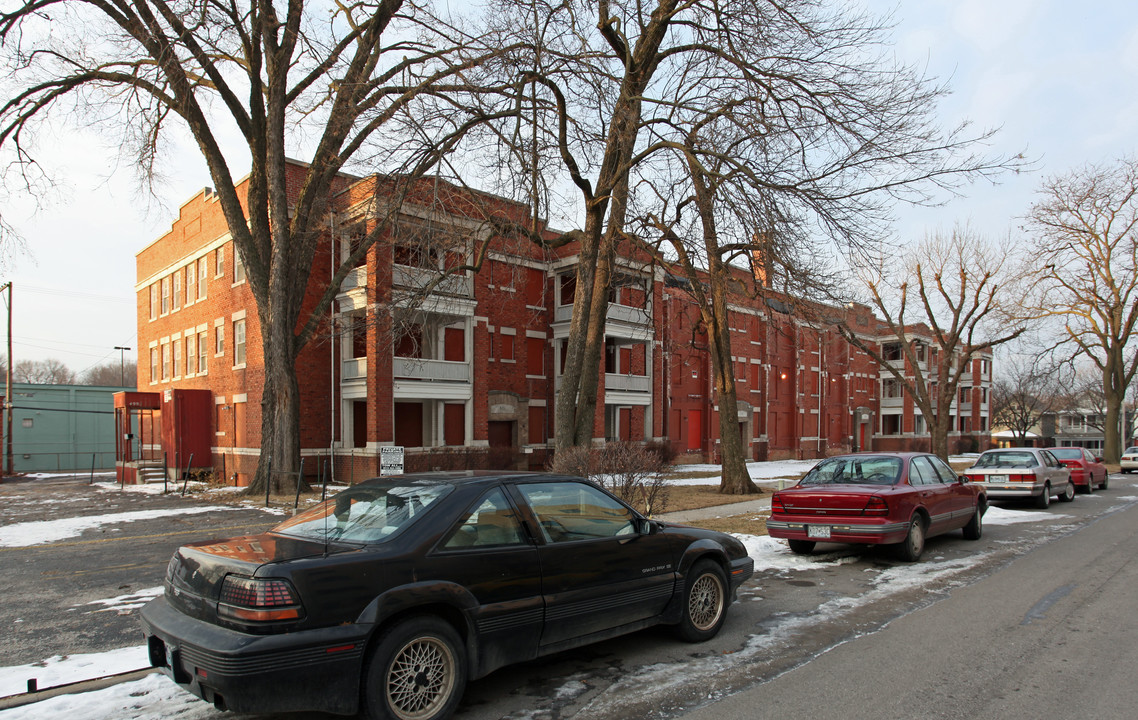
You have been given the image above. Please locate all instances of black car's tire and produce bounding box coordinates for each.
[673,560,728,643]
[1058,481,1076,502]
[895,515,926,562]
[362,616,466,720]
[787,539,816,555]
[1035,483,1051,509]
[962,502,984,540]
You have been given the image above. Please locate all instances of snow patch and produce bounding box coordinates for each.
[0,507,235,548]
[0,646,148,699]
[79,587,164,616]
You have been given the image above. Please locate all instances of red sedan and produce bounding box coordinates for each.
[1044,447,1109,493]
[767,452,987,562]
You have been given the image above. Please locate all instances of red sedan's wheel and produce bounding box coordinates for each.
[1099,474,1109,490]
[962,502,983,540]
[787,539,816,555]
[895,515,926,562]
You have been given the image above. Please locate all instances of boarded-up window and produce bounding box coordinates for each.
[528,406,545,444]
[526,268,544,306]
[526,337,544,375]
[444,403,464,446]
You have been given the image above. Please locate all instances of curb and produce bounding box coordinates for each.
[0,668,157,711]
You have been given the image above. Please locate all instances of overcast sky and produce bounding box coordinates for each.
[2,0,1135,376]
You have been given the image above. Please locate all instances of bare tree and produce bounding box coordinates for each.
[479,0,1019,463]
[990,354,1059,446]
[82,361,138,387]
[1,0,509,494]
[837,225,1026,460]
[1021,156,1138,464]
[13,358,76,384]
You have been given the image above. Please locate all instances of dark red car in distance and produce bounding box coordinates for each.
[1045,446,1109,493]
[767,452,986,561]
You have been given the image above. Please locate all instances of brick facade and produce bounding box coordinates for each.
[129,161,992,485]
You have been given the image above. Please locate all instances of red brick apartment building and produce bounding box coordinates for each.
[125,161,992,486]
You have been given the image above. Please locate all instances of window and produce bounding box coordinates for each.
[526,337,544,376]
[149,284,158,320]
[528,405,545,444]
[908,457,935,486]
[172,271,181,310]
[216,247,224,277]
[959,386,971,404]
[161,277,171,315]
[234,319,246,365]
[162,343,171,379]
[882,378,903,399]
[215,324,224,355]
[21,418,32,429]
[186,334,196,375]
[198,331,208,374]
[186,263,196,303]
[173,339,181,377]
[150,348,158,383]
[517,481,636,542]
[883,343,902,361]
[198,257,208,299]
[525,267,544,306]
[500,331,515,361]
[234,249,246,284]
[442,489,526,549]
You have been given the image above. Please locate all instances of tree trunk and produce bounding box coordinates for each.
[708,320,758,494]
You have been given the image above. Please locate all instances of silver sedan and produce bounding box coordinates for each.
[962,448,1073,508]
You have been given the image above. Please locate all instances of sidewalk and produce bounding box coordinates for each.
[658,494,772,523]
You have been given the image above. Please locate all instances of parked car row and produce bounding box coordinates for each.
[769,446,1112,562]
[142,471,754,720]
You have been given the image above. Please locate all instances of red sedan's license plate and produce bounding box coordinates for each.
[807,524,831,539]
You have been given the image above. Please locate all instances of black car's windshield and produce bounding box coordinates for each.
[973,451,1037,469]
[1048,448,1083,460]
[799,456,902,486]
[272,481,452,543]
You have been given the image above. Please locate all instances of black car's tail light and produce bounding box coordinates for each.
[862,496,888,516]
[218,575,303,622]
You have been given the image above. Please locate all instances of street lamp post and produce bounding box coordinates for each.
[114,346,131,387]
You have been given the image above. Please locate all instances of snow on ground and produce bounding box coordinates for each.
[983,506,1070,525]
[0,507,236,548]
[669,459,817,487]
[0,673,214,720]
[75,588,164,616]
[0,647,148,700]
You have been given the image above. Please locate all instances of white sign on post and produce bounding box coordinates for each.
[380,446,405,476]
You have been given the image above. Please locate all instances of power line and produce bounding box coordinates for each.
[18,285,134,305]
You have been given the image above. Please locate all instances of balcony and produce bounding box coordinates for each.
[337,266,368,312]
[605,373,651,393]
[880,396,903,409]
[554,302,651,325]
[393,357,470,383]
[342,357,367,380]
[393,264,473,297]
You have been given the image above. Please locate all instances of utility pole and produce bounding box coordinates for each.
[2,282,11,478]
[114,346,131,386]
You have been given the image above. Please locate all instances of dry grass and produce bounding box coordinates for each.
[667,484,766,511]
[685,512,770,536]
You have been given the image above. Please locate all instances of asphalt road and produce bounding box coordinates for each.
[2,471,1135,719]
[680,477,1138,720]
[0,475,279,668]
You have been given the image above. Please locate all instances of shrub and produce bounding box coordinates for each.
[549,442,671,517]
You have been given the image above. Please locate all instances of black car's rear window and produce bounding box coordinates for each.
[799,456,902,486]
[272,481,452,543]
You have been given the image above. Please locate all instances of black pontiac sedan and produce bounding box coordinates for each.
[141,472,754,720]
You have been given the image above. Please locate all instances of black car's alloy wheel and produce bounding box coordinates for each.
[674,560,728,642]
[365,616,466,720]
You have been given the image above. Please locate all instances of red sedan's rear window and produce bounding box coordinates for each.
[1048,448,1084,460]
[800,456,902,486]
